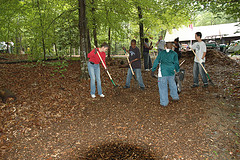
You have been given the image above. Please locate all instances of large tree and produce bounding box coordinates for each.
[78,0,89,80]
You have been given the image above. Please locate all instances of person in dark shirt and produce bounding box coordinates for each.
[173,37,182,60]
[143,38,153,71]
[122,39,145,90]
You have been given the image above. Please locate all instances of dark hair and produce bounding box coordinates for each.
[131,39,136,44]
[174,37,179,42]
[195,32,202,38]
[144,38,149,42]
[100,42,109,48]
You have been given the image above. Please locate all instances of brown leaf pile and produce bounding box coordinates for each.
[0,50,239,159]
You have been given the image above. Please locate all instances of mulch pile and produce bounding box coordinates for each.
[0,49,239,159]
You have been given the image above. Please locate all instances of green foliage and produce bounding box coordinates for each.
[1,0,237,60]
[46,60,69,77]
[194,11,238,27]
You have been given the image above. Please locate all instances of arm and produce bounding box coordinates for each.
[87,48,96,58]
[155,40,159,47]
[144,42,151,49]
[201,44,207,59]
[191,43,197,49]
[174,54,180,72]
[202,52,206,59]
[152,54,161,72]
[130,58,140,63]
[100,52,107,68]
[150,42,153,50]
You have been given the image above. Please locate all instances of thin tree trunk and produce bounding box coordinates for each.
[138,6,144,58]
[91,0,98,47]
[108,27,111,58]
[78,0,89,80]
[87,28,91,53]
[37,0,46,60]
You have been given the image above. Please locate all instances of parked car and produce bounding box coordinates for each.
[225,40,240,55]
[206,40,218,49]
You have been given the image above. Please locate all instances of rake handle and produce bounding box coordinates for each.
[95,47,115,86]
[191,49,208,74]
[124,49,135,76]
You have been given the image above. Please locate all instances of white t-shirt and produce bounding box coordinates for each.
[157,40,166,50]
[192,41,206,63]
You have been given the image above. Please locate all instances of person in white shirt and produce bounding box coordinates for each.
[191,32,208,88]
[155,36,166,54]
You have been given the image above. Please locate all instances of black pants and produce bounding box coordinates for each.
[143,52,152,69]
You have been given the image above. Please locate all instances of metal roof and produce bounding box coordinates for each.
[165,22,240,42]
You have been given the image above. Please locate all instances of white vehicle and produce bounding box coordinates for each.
[225,40,240,55]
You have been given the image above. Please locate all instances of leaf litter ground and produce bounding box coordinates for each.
[0,50,239,159]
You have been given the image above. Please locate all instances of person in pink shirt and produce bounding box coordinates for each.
[87,42,109,98]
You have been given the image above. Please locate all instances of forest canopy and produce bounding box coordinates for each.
[0,0,239,59]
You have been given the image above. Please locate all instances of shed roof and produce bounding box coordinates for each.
[165,22,240,42]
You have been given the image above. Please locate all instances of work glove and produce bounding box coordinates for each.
[94,48,98,54]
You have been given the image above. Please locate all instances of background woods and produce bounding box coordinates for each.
[0,0,239,60]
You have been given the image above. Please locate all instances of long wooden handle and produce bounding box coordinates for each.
[124,50,135,76]
[191,49,208,74]
[95,48,113,80]
[179,60,185,67]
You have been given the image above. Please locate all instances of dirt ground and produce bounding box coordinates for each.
[0,50,239,160]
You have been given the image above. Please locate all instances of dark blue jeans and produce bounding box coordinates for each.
[125,68,145,88]
[193,62,208,85]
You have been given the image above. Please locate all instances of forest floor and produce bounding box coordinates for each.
[0,50,239,160]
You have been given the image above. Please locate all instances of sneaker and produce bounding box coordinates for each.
[91,94,96,98]
[140,87,145,90]
[123,85,130,89]
[191,84,199,88]
[100,94,105,98]
[145,69,150,71]
[202,84,208,88]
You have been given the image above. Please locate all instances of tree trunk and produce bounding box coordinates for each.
[138,6,144,58]
[37,0,46,60]
[78,0,89,80]
[91,0,98,47]
[87,28,91,53]
[108,27,111,58]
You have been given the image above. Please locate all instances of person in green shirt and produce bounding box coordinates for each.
[151,42,180,106]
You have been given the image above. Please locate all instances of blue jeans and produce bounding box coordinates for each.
[193,62,208,85]
[88,62,102,95]
[143,52,152,69]
[158,76,179,106]
[125,68,145,88]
